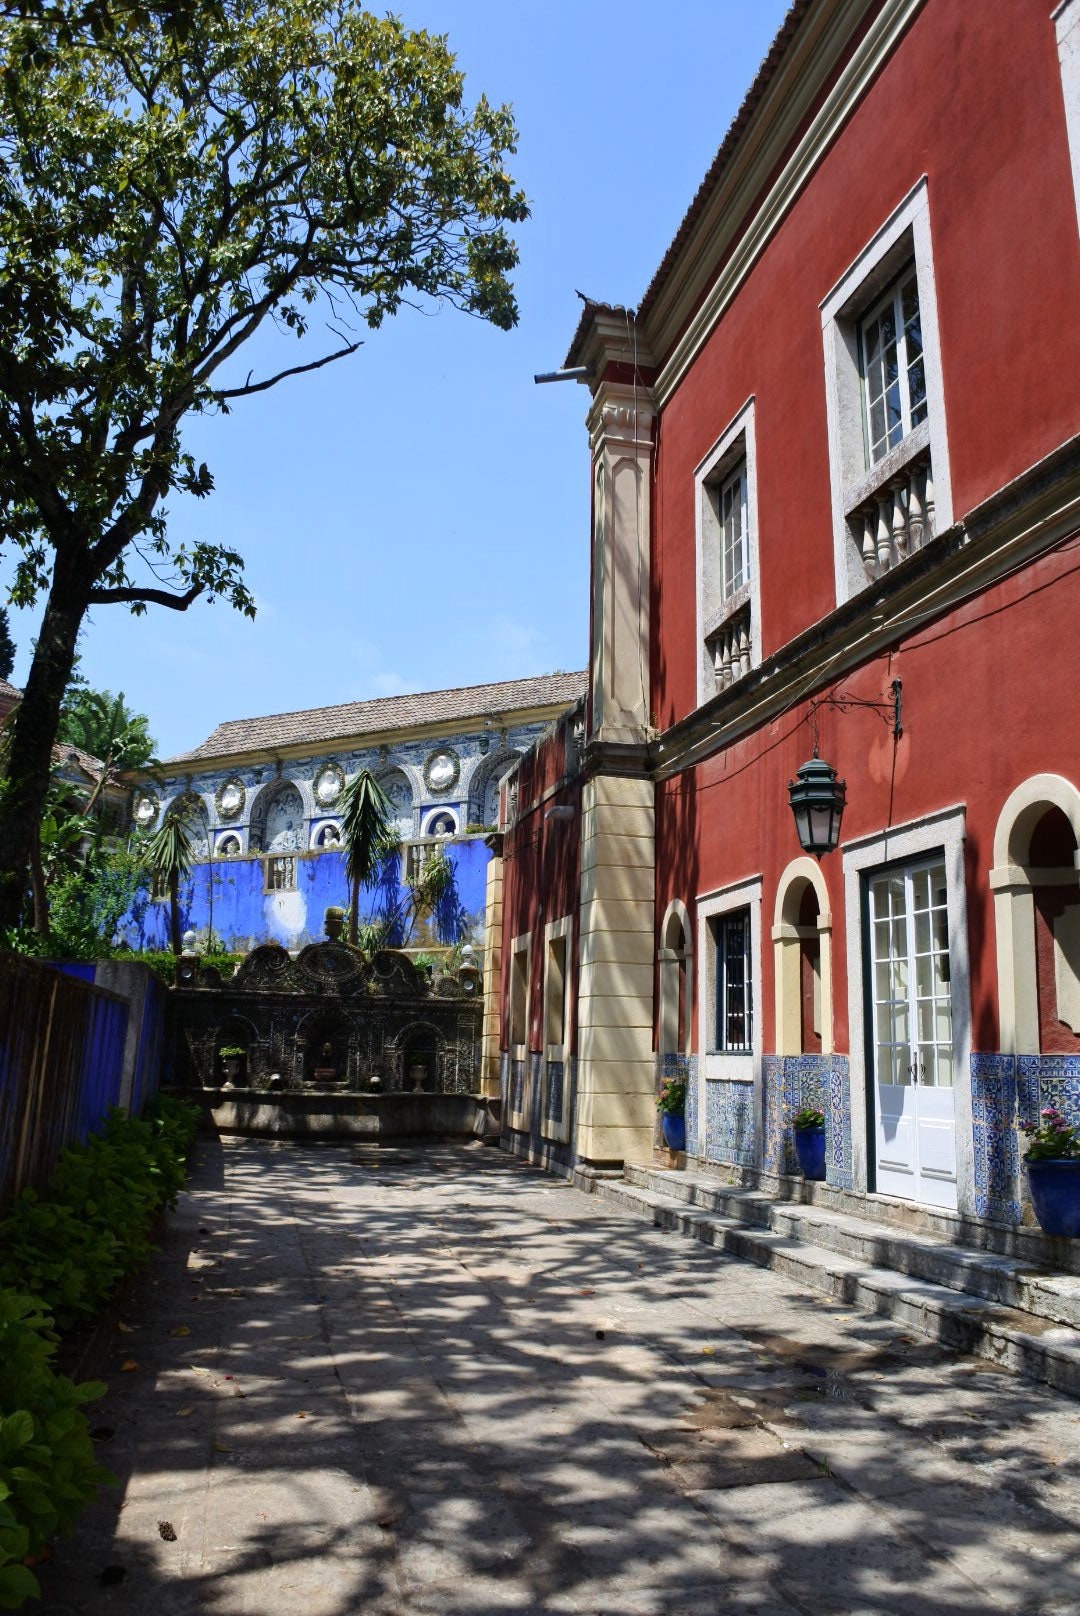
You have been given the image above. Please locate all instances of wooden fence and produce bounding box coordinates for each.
[0,952,164,1208]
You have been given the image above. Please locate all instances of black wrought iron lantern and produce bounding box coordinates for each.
[787,754,846,858]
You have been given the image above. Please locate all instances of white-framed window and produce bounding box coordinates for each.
[1057,0,1080,234]
[695,398,761,707]
[860,266,927,465]
[541,915,573,1143]
[506,932,531,1131]
[711,908,753,1054]
[821,178,952,602]
[697,876,762,1082]
[264,855,297,893]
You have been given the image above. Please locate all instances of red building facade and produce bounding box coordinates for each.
[493,0,1080,1230]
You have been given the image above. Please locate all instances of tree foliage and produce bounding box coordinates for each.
[0,609,13,682]
[338,766,396,944]
[57,686,156,772]
[0,0,527,924]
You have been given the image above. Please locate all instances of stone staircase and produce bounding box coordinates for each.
[590,1163,1080,1396]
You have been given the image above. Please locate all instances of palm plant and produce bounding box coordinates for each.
[143,813,194,955]
[339,770,398,946]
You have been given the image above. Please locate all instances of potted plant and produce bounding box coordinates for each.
[793,1106,826,1181]
[656,1077,687,1152]
[1021,1107,1080,1236]
[219,1045,245,1086]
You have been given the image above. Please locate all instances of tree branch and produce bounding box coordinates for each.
[87,581,204,610]
[213,339,362,400]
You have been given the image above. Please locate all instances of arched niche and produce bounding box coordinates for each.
[250,781,306,853]
[772,858,833,1056]
[167,790,210,860]
[215,831,242,859]
[991,774,1080,1054]
[658,898,692,1056]
[310,819,341,850]
[375,767,415,840]
[468,749,521,829]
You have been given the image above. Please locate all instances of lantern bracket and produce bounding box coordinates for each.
[812,678,902,741]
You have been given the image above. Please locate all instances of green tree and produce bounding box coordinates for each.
[0,607,13,682]
[57,685,156,778]
[143,812,194,955]
[0,0,527,926]
[338,768,396,946]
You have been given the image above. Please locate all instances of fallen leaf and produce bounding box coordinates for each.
[117,1321,135,1334]
[176,1406,196,1418]
[578,1288,594,1296]
[213,1441,232,1453]
[120,1360,139,1372]
[701,1347,715,1356]
[169,1325,191,1338]
[296,1411,309,1419]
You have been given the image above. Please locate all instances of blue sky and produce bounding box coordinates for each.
[3,0,790,760]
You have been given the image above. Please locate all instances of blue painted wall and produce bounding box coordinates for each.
[119,838,491,955]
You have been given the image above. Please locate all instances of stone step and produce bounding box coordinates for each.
[593,1175,1080,1397]
[623,1164,1080,1329]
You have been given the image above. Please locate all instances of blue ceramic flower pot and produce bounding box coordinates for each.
[1026,1159,1080,1237]
[661,1113,686,1152]
[794,1126,826,1181]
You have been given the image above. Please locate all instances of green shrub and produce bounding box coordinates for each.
[0,1292,113,1607]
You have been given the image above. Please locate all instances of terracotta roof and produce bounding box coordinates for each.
[164,671,589,765]
[636,0,814,329]
[52,742,108,780]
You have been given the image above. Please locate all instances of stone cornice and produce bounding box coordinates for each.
[644,0,927,409]
[651,433,1080,781]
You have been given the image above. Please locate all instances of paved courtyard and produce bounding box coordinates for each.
[37,1138,1080,1615]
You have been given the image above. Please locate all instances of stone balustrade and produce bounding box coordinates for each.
[710,603,752,691]
[850,450,935,581]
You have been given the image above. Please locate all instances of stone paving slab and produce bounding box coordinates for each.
[33,1138,1080,1615]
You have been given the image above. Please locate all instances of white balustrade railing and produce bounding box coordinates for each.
[709,604,752,692]
[851,453,935,581]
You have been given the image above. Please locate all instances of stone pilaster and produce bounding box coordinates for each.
[480,854,504,1096]
[588,383,654,746]
[574,774,655,1165]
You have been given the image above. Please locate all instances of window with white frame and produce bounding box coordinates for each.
[821,179,952,603]
[860,266,927,465]
[711,908,753,1054]
[695,399,761,707]
[507,933,531,1131]
[264,855,297,892]
[1057,0,1080,234]
[697,878,761,1083]
[541,916,572,1142]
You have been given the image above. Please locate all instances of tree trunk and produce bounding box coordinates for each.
[28,826,48,935]
[169,872,181,956]
[0,580,86,931]
[348,876,359,946]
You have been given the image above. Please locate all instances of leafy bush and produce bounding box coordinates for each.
[0,1293,113,1608]
[0,1097,196,1605]
[0,1099,199,1332]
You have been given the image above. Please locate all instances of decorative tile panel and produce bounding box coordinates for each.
[662,1052,697,1154]
[705,1079,755,1168]
[762,1054,851,1187]
[970,1053,1019,1223]
[545,1059,564,1123]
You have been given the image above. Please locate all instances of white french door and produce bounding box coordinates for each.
[868,858,958,1210]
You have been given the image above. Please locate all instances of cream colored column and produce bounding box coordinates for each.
[589,383,653,746]
[575,774,656,1165]
[480,854,504,1096]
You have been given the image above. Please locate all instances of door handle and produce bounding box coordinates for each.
[909,1060,920,1085]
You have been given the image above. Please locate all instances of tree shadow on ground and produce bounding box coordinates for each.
[34,1138,1080,1616]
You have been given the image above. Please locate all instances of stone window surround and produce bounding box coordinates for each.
[772,856,834,1057]
[990,772,1080,1057]
[658,897,693,1058]
[1056,0,1080,235]
[696,875,762,1086]
[540,914,574,1143]
[694,397,762,710]
[820,176,953,606]
[506,931,531,1131]
[841,804,972,1208]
